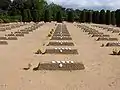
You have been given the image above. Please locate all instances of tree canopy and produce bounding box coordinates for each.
[0,0,119,27]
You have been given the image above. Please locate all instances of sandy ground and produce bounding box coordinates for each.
[0,22,33,36]
[0,22,120,90]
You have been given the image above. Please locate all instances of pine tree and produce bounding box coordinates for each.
[96,11,100,24]
[85,11,89,22]
[92,11,99,24]
[67,10,74,22]
[99,9,106,24]
[92,11,96,23]
[27,9,32,21]
[31,9,40,22]
[111,11,116,25]
[74,9,80,22]
[0,0,11,10]
[115,9,120,27]
[81,10,86,23]
[106,10,111,25]
[78,11,82,23]
[56,11,62,23]
[88,11,92,23]
[23,9,28,22]
[44,9,50,22]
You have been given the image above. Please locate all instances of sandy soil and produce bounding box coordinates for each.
[0,22,120,90]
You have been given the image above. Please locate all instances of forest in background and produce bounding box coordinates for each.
[0,0,120,27]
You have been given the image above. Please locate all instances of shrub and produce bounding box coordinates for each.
[0,18,4,23]
[3,18,10,23]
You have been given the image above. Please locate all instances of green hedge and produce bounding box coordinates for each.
[0,15,22,23]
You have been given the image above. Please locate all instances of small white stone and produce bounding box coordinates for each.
[66,61,70,63]
[60,49,63,52]
[57,61,61,63]
[59,63,63,67]
[52,61,56,63]
[55,48,57,50]
[65,48,68,50]
[69,48,72,50]
[71,61,74,63]
[62,48,64,50]
[58,48,61,50]
[61,61,65,63]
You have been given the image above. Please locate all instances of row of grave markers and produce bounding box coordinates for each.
[0,22,44,45]
[77,24,120,55]
[32,23,85,71]
[45,23,78,54]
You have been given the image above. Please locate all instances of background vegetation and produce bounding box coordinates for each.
[0,0,120,27]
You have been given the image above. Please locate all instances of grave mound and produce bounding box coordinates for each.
[33,61,85,71]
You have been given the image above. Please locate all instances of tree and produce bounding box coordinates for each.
[115,9,120,27]
[87,10,92,23]
[111,11,116,25]
[22,9,32,22]
[85,10,89,22]
[8,8,20,16]
[36,0,48,20]
[61,7,66,21]
[106,10,111,25]
[0,0,118,24]
[23,9,28,22]
[9,0,24,11]
[48,3,63,21]
[67,9,74,22]
[28,0,48,21]
[27,9,32,21]
[99,9,106,24]
[78,11,82,22]
[56,11,62,22]
[81,10,86,23]
[74,9,80,22]
[96,11,100,24]
[31,9,39,22]
[24,0,32,9]
[9,0,24,20]
[0,0,11,10]
[92,11,96,23]
[44,9,50,22]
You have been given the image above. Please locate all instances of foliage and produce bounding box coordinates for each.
[115,9,120,27]
[99,9,106,24]
[111,11,116,25]
[106,10,111,25]
[56,11,62,22]
[44,9,50,22]
[0,0,11,10]
[0,0,118,27]
[67,9,74,22]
